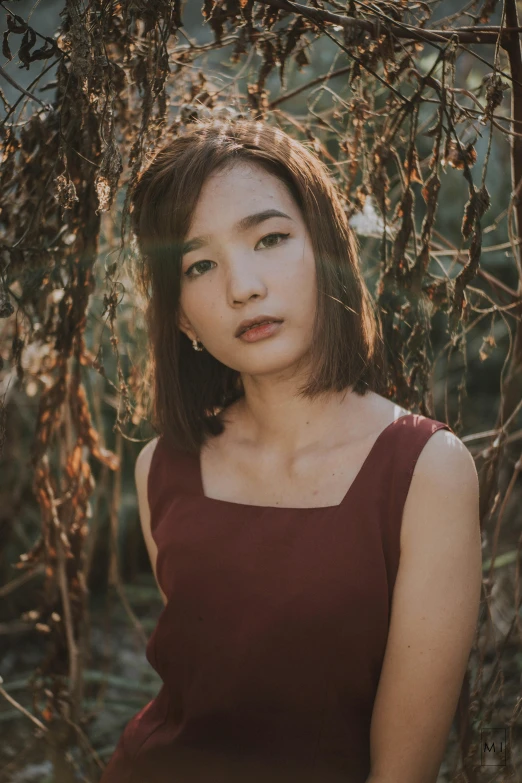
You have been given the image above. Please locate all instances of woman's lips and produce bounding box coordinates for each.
[238,321,283,342]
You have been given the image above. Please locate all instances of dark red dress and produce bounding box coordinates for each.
[99,413,454,782]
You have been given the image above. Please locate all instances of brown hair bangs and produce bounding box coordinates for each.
[130,118,387,455]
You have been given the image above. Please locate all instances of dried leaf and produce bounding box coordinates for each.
[404,146,423,184]
[29,37,59,62]
[479,334,496,361]
[2,31,12,61]
[443,140,477,170]
[6,13,27,34]
[19,27,36,70]
[54,172,79,211]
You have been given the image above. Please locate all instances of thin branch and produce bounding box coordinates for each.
[255,0,522,45]
[269,64,351,108]
[0,64,53,110]
[0,564,45,598]
[0,677,48,732]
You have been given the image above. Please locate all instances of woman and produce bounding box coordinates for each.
[100,118,482,783]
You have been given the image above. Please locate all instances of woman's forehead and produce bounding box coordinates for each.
[189,167,297,226]
[198,161,286,196]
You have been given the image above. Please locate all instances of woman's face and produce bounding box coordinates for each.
[177,162,318,379]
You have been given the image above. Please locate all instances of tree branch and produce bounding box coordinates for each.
[0,65,53,110]
[256,0,522,46]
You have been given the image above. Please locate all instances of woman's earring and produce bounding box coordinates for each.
[192,337,204,352]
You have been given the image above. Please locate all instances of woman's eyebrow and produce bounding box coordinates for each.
[181,209,294,255]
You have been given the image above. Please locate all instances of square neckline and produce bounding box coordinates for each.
[196,412,415,511]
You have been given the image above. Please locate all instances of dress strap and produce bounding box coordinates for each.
[147,436,200,535]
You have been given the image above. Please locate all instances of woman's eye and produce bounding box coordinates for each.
[183,260,214,279]
[255,232,290,250]
[183,233,290,279]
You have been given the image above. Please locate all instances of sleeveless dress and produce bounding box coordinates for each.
[99,412,454,783]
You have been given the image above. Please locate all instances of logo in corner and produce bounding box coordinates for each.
[481,727,508,766]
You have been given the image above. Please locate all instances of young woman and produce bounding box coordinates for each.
[100,118,482,783]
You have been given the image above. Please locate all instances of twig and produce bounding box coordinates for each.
[269,65,351,109]
[0,677,47,732]
[255,0,522,45]
[0,564,45,598]
[41,453,81,724]
[0,65,52,110]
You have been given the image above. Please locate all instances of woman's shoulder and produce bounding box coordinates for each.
[351,391,411,436]
[135,436,161,481]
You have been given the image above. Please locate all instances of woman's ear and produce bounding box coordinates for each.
[177,309,195,342]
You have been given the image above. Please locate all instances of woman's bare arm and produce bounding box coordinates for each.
[366,430,482,783]
[134,437,168,605]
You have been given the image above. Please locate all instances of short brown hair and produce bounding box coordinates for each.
[130,118,387,454]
